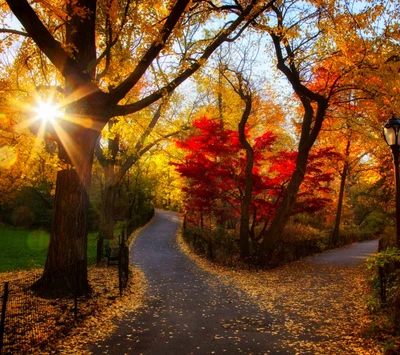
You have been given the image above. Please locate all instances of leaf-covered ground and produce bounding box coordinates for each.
[178,236,382,355]
[48,265,146,355]
[0,263,146,355]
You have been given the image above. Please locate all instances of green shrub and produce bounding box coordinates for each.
[183,226,238,265]
[12,186,54,230]
[380,227,396,250]
[367,247,400,332]
[12,206,35,228]
[126,205,154,236]
[282,222,321,242]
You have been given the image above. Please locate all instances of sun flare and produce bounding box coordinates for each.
[34,100,62,123]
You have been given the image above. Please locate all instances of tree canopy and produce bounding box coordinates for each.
[1,0,400,284]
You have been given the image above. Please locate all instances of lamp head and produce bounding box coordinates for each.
[383,114,400,147]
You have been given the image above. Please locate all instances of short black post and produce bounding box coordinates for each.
[119,232,124,297]
[378,239,387,305]
[0,282,9,353]
[97,237,103,265]
[74,263,78,321]
[379,265,386,305]
[118,248,122,297]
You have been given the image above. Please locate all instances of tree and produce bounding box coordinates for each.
[2,0,273,292]
[217,43,259,258]
[173,117,335,257]
[94,95,182,252]
[231,73,253,259]
[253,0,387,260]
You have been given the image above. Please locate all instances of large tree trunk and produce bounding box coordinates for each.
[331,139,351,246]
[36,0,100,293]
[259,94,328,263]
[258,14,330,264]
[260,150,309,254]
[38,125,99,295]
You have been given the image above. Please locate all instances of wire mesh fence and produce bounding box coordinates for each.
[0,250,129,354]
[0,266,76,354]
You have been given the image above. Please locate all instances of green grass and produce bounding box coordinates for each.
[0,227,101,272]
[87,231,98,262]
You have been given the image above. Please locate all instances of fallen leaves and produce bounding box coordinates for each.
[51,264,146,354]
[0,263,146,354]
[178,233,383,354]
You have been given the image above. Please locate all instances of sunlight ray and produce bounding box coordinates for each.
[51,123,80,167]
[62,113,105,132]
[26,120,48,171]
[50,122,92,191]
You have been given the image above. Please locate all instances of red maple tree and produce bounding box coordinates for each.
[172,117,335,240]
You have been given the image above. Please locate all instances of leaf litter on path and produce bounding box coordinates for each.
[178,234,382,355]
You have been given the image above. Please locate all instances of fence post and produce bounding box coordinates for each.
[118,251,123,297]
[97,237,103,265]
[74,263,78,321]
[119,232,123,297]
[0,282,9,353]
[379,265,386,305]
[378,239,387,305]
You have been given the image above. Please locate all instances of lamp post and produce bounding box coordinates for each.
[383,114,400,248]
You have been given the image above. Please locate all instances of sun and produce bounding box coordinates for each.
[33,100,62,123]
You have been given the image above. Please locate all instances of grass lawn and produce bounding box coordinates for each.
[0,226,100,272]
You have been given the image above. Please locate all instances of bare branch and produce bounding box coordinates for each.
[6,0,105,101]
[110,0,191,103]
[0,28,29,37]
[113,0,273,117]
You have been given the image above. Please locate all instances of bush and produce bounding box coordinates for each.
[379,226,396,250]
[367,247,400,333]
[126,205,154,236]
[2,186,54,230]
[182,226,238,265]
[282,222,321,242]
[12,206,35,228]
[262,222,329,266]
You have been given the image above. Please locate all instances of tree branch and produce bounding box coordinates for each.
[6,0,104,98]
[111,129,184,187]
[113,0,273,116]
[0,28,29,37]
[110,0,191,103]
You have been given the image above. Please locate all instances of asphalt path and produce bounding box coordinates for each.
[306,239,378,267]
[89,210,378,355]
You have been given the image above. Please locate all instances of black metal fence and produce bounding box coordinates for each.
[0,239,130,354]
[0,266,78,354]
[377,239,390,306]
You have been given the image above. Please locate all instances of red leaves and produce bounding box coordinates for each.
[172,117,335,227]
[253,131,277,151]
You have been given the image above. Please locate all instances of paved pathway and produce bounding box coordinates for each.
[306,239,378,267]
[89,210,378,355]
